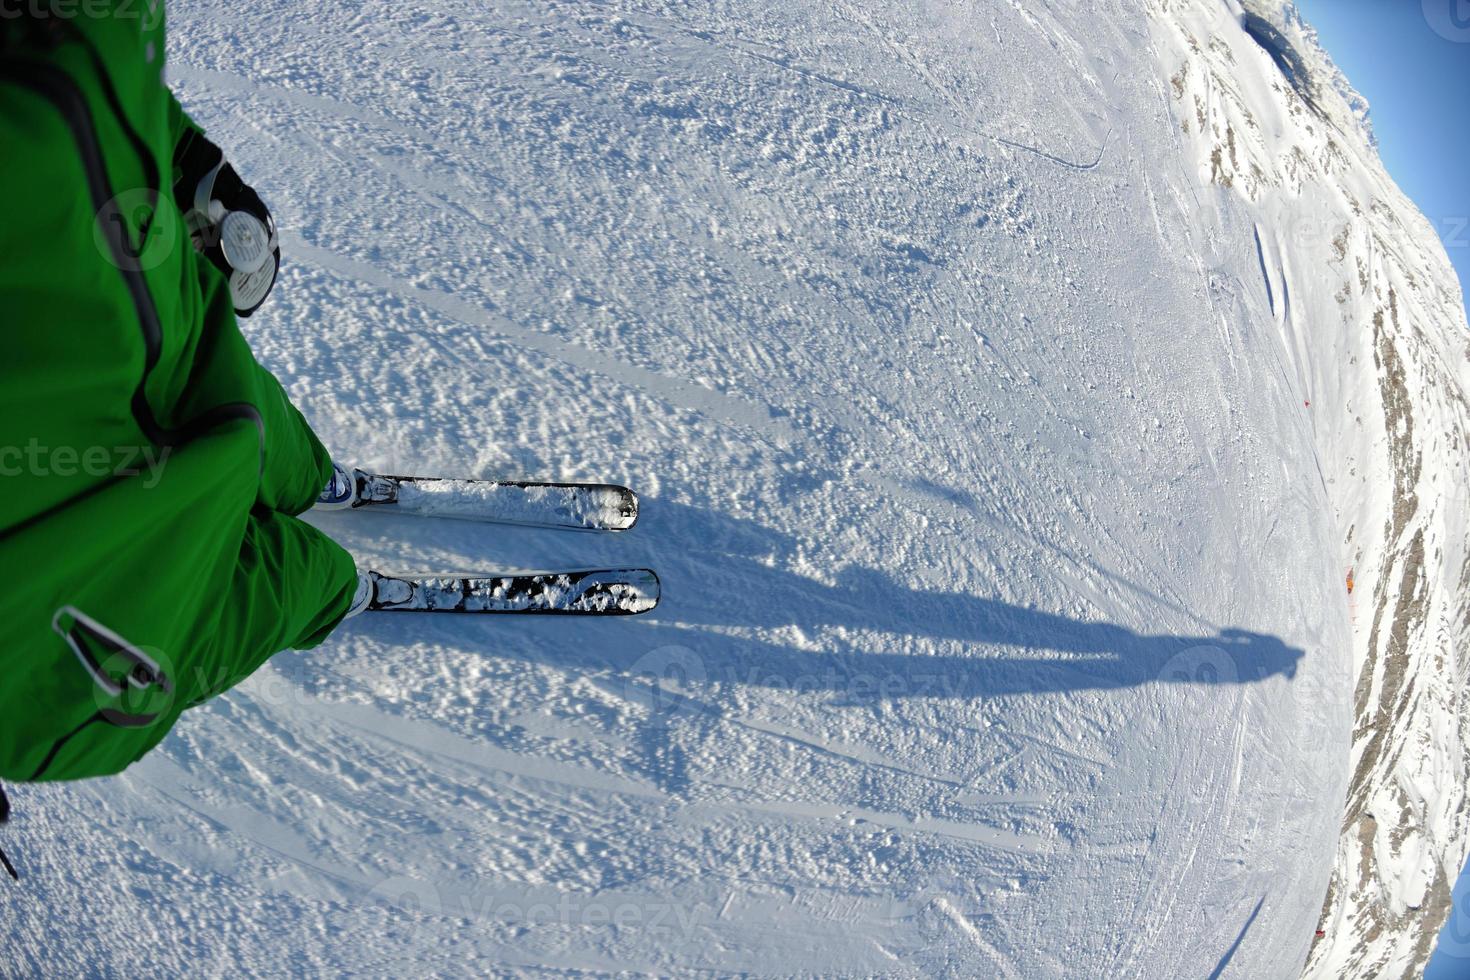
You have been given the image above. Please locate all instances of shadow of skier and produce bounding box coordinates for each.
[343,494,1306,704]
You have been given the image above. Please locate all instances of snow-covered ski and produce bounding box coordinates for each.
[364,568,659,615]
[347,471,638,531]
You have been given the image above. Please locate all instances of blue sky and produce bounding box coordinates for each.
[1292,5,1470,974]
[1296,0,1470,321]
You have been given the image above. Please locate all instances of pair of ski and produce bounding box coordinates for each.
[330,471,657,616]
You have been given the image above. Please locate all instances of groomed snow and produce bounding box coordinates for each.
[20,0,1457,975]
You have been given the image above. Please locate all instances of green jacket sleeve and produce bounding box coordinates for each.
[166,89,207,191]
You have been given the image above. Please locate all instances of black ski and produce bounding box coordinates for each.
[348,471,638,531]
[365,568,659,615]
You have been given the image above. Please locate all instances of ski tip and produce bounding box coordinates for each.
[574,567,658,613]
[610,486,639,531]
[617,567,658,614]
[562,482,638,531]
[554,484,638,532]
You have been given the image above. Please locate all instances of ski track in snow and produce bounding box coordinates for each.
[1,1,1364,976]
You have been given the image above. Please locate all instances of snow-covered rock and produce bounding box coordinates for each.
[3,1,1464,977]
[1150,0,1470,975]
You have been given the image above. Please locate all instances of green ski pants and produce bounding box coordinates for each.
[221,366,360,689]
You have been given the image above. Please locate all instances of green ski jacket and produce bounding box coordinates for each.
[0,5,358,782]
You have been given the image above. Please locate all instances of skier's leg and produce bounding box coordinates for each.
[196,509,359,695]
[252,361,337,516]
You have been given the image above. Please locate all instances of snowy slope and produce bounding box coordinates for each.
[1150,1,1470,975]
[0,0,1404,975]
